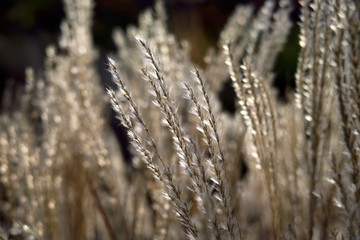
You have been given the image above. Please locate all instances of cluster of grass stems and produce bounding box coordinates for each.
[0,0,359,239]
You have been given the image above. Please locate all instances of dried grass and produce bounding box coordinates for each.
[1,0,359,239]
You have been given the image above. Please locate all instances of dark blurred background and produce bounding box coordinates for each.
[0,0,300,104]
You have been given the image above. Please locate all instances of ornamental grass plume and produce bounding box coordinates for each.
[1,0,359,239]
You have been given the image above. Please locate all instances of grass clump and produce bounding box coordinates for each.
[1,0,359,239]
